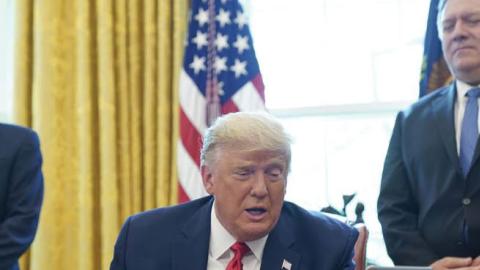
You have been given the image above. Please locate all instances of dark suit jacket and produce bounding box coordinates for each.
[0,124,44,270]
[110,196,358,270]
[378,83,480,265]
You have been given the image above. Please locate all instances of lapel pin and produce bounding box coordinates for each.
[281,259,292,270]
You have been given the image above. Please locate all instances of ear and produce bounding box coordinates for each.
[201,165,215,195]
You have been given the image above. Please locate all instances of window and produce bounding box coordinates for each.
[0,0,14,123]
[248,0,429,264]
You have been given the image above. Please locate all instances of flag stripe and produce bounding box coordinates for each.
[232,81,266,112]
[179,70,208,132]
[221,99,239,114]
[177,181,190,203]
[177,140,206,200]
[252,74,265,101]
[179,108,203,167]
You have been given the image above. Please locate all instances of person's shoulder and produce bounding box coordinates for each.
[127,196,212,226]
[0,123,39,141]
[414,84,450,105]
[278,202,358,267]
[402,84,452,117]
[282,201,357,236]
[280,201,358,259]
[0,123,40,154]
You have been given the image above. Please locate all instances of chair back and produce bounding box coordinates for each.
[318,212,369,270]
[353,223,369,270]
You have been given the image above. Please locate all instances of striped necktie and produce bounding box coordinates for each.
[460,88,480,177]
[226,242,250,270]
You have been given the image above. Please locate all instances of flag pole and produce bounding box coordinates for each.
[206,0,221,126]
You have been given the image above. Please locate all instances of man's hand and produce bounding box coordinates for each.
[431,257,480,270]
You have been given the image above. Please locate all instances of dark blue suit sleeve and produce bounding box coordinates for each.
[341,228,358,270]
[0,129,44,269]
[110,217,131,270]
[377,112,438,265]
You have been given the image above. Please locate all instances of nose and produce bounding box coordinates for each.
[250,172,268,198]
[452,21,468,42]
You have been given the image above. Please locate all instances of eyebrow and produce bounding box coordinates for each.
[233,159,286,170]
[463,12,480,18]
[444,11,480,20]
[442,12,480,27]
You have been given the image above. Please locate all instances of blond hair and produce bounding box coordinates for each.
[200,111,292,171]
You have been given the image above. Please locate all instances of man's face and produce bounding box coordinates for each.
[440,0,480,84]
[202,147,287,242]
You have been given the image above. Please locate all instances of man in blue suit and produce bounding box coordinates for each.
[378,0,480,268]
[0,123,44,270]
[110,112,358,270]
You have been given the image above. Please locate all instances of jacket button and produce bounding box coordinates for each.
[462,198,471,205]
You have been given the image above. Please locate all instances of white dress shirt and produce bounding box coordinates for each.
[206,201,268,270]
[454,80,480,154]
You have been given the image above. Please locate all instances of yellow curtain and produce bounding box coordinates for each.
[13,0,188,269]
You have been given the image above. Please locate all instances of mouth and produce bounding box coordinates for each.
[245,207,267,220]
[453,46,474,55]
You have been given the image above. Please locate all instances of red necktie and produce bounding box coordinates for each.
[226,242,250,270]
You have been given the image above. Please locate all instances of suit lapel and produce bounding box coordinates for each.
[260,213,300,270]
[469,130,480,177]
[431,84,461,174]
[467,126,480,190]
[172,198,213,270]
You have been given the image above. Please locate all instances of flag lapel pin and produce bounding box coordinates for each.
[281,259,292,270]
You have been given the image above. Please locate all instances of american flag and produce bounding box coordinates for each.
[177,0,265,202]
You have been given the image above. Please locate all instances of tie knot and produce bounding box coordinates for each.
[466,87,480,98]
[230,242,250,257]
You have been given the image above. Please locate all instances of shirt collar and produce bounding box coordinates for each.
[456,80,480,100]
[209,200,269,261]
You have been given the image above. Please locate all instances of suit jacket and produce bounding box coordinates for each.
[378,83,480,265]
[0,124,44,270]
[110,196,358,270]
